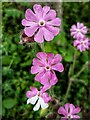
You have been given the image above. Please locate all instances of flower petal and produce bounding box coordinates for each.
[64,103,69,113]
[49,71,58,86]
[44,9,56,21]
[51,54,62,65]
[40,97,49,109]
[72,115,80,118]
[69,104,75,114]
[33,4,43,19]
[47,18,61,26]
[31,65,44,74]
[32,58,45,66]
[52,63,64,72]
[24,26,38,37]
[72,107,81,115]
[43,27,54,41]
[22,19,37,27]
[36,52,47,64]
[33,97,41,111]
[46,25,60,36]
[30,86,38,93]
[58,107,68,116]
[47,53,54,64]
[34,28,44,43]
[35,71,46,82]
[43,6,50,18]
[41,93,51,103]
[25,9,37,21]
[27,95,38,105]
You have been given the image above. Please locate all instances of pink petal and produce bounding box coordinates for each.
[69,104,75,115]
[77,22,80,28]
[47,53,54,64]
[22,19,37,26]
[33,4,43,19]
[79,23,84,28]
[72,107,81,115]
[52,63,64,72]
[44,9,56,21]
[34,28,44,43]
[26,87,38,98]
[64,103,69,113]
[43,27,54,41]
[46,25,60,36]
[72,115,80,118]
[73,40,80,46]
[49,71,58,85]
[31,65,44,74]
[43,6,50,18]
[51,54,62,65]
[24,26,38,37]
[70,25,77,31]
[39,71,51,85]
[71,31,77,36]
[32,58,45,67]
[35,71,46,82]
[47,18,61,26]
[36,52,47,64]
[25,9,37,21]
[41,92,51,103]
[58,107,68,116]
[30,86,38,92]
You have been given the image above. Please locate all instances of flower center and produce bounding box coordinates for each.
[37,92,40,96]
[46,66,50,70]
[80,41,85,45]
[39,20,45,26]
[77,29,81,33]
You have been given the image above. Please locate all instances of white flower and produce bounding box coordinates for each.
[27,94,48,111]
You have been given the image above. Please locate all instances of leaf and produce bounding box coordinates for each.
[2,56,11,65]
[3,98,17,109]
[64,52,73,62]
[53,32,66,45]
[5,9,23,18]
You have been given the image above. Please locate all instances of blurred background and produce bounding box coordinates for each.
[2,2,90,119]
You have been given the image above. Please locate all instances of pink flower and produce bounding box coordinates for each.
[22,4,61,43]
[58,103,81,119]
[26,86,51,111]
[31,52,64,87]
[70,22,88,39]
[73,37,90,52]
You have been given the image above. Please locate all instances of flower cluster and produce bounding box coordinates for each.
[70,22,90,52]
[20,4,82,119]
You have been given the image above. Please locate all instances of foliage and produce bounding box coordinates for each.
[2,2,90,119]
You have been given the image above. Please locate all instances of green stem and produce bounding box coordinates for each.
[73,61,88,78]
[63,49,77,104]
[63,78,73,104]
[39,43,45,52]
[71,49,77,75]
[8,58,14,69]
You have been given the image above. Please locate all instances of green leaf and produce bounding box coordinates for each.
[53,32,66,45]
[64,52,73,62]
[2,56,11,65]
[3,98,17,109]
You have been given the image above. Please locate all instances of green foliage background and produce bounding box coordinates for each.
[2,2,90,119]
